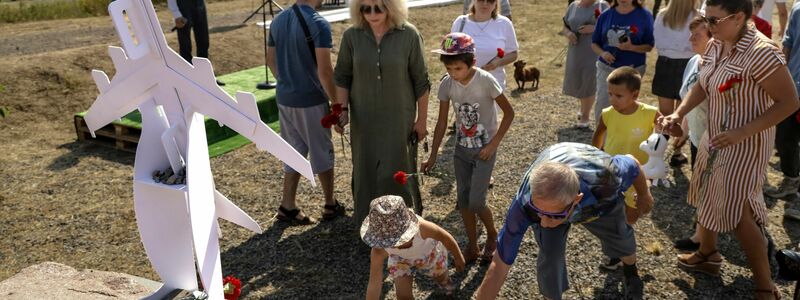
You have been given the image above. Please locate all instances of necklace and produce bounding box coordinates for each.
[471,15,493,33]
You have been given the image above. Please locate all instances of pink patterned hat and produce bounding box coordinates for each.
[432,32,475,55]
[360,195,420,248]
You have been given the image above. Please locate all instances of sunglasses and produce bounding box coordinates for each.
[529,200,576,220]
[360,4,385,15]
[476,0,497,3]
[702,14,735,27]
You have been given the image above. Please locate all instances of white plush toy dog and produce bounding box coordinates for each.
[639,132,670,187]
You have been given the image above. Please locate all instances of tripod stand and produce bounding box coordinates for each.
[242,0,284,89]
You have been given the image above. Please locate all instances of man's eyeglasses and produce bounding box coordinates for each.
[530,201,576,220]
[702,14,735,27]
[476,0,497,3]
[360,4,385,15]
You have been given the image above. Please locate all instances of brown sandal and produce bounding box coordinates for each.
[677,249,722,275]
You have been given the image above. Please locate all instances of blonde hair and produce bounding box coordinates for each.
[529,162,580,205]
[469,0,499,19]
[660,0,699,30]
[349,0,408,29]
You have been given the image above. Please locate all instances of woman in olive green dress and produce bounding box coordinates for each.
[334,0,430,224]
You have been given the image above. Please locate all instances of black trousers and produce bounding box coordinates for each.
[776,111,800,178]
[177,0,209,64]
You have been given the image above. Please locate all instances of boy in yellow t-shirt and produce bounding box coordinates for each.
[591,66,680,271]
[592,66,680,214]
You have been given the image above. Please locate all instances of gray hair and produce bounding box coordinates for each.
[529,162,580,204]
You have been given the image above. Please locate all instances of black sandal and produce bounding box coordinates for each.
[670,153,688,167]
[322,201,345,221]
[276,206,314,225]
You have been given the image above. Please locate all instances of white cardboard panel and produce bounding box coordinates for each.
[133,181,197,293]
[215,190,263,234]
[185,112,224,299]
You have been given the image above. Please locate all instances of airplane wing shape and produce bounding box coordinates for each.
[214,189,262,234]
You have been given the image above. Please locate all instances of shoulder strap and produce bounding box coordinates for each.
[292,4,317,66]
[458,15,467,32]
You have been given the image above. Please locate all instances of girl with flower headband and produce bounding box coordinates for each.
[362,195,465,299]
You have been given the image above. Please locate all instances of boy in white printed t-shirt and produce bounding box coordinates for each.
[422,32,515,264]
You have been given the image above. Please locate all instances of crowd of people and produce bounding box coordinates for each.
[254,0,800,298]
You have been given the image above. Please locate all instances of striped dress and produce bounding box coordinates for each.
[687,28,786,232]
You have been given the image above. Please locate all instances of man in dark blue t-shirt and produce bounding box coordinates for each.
[266,0,343,224]
[476,143,654,300]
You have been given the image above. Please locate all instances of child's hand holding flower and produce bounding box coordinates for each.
[421,155,437,174]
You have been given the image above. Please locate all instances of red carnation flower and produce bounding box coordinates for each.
[717,82,731,93]
[718,76,743,94]
[630,25,639,34]
[223,275,242,300]
[321,114,338,128]
[594,8,601,18]
[331,103,343,114]
[496,48,505,58]
[393,171,408,185]
[321,104,344,128]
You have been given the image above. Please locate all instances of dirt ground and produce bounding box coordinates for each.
[2,0,800,299]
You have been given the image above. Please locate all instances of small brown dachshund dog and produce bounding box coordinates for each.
[513,60,540,90]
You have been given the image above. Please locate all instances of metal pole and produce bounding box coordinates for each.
[257,0,277,89]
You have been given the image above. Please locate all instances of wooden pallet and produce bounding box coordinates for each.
[74,115,140,153]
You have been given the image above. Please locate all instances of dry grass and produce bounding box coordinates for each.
[0,0,122,23]
[0,0,239,23]
[1,0,800,299]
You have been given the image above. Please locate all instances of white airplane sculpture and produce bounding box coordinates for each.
[83,0,315,299]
